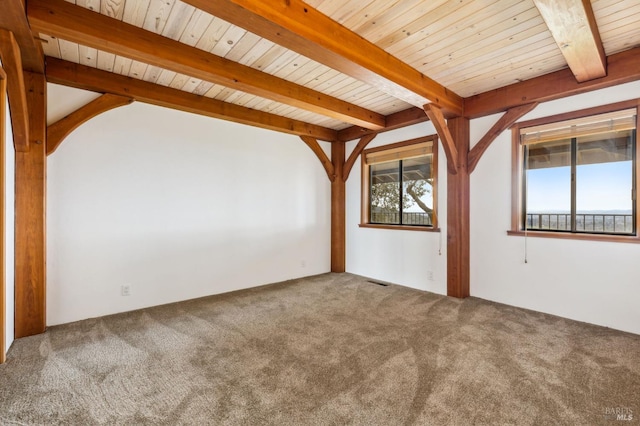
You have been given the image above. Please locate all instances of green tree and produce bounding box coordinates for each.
[371,178,433,213]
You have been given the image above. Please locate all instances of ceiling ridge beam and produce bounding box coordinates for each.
[45,58,338,142]
[533,0,606,82]
[28,0,385,130]
[0,29,30,152]
[181,0,463,116]
[47,94,134,155]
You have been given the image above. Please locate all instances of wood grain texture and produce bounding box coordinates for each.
[467,102,538,174]
[45,58,338,142]
[446,116,470,299]
[0,30,29,152]
[15,72,47,338]
[338,107,431,142]
[331,142,346,272]
[181,0,464,115]
[423,104,458,175]
[533,0,606,82]
[28,0,385,130]
[464,47,640,118]
[300,136,335,181]
[343,134,376,181]
[0,0,44,73]
[0,68,6,363]
[47,94,134,155]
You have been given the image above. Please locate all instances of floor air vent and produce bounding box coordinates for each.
[367,280,388,287]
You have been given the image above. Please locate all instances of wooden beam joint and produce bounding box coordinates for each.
[300,136,336,181]
[0,29,30,152]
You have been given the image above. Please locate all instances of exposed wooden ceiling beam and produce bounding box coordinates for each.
[28,0,385,130]
[0,0,44,73]
[47,94,134,155]
[465,47,640,119]
[0,29,30,152]
[46,58,338,142]
[181,0,464,116]
[338,107,431,142]
[533,0,606,82]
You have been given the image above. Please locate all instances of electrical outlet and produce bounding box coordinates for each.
[427,271,434,281]
[121,284,131,296]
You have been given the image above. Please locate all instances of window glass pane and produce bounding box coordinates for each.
[576,130,634,233]
[525,139,571,230]
[370,160,400,224]
[402,156,433,225]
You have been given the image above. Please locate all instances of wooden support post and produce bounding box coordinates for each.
[446,117,470,298]
[0,67,6,363]
[331,142,345,272]
[15,72,46,338]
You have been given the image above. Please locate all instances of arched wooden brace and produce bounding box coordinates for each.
[423,104,458,175]
[342,133,376,181]
[467,103,538,174]
[300,136,335,181]
[47,93,134,155]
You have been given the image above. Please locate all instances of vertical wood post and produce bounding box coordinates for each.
[331,142,345,272]
[446,117,470,298]
[15,71,46,337]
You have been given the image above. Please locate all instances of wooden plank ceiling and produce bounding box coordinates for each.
[26,0,640,141]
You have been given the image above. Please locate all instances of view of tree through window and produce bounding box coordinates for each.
[363,136,437,228]
[521,108,636,235]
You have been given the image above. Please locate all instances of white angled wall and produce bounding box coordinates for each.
[47,84,331,325]
[4,82,16,353]
[345,121,448,296]
[470,80,640,335]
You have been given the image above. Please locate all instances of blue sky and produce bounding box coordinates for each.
[527,161,633,212]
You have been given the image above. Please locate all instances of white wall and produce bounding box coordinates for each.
[47,84,331,325]
[4,78,16,353]
[346,121,448,295]
[471,80,640,335]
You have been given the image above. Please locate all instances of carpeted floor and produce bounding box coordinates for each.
[0,273,638,425]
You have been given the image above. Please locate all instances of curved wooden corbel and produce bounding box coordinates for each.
[467,102,538,174]
[343,133,376,181]
[423,103,458,175]
[46,93,134,155]
[300,135,336,181]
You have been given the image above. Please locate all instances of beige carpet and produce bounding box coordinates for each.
[0,273,638,425]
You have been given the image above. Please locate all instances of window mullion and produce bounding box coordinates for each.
[399,160,404,225]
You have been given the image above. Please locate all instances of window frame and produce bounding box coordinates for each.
[509,99,640,243]
[360,135,439,232]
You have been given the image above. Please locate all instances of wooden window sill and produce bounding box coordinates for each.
[359,223,441,232]
[507,230,640,244]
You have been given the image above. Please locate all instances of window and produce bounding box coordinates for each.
[361,136,438,231]
[511,101,639,241]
